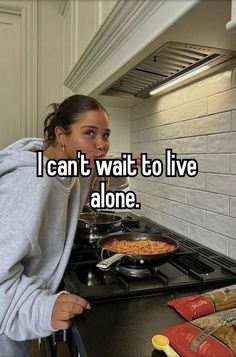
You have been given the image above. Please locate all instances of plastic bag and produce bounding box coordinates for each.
[168,284,236,320]
[162,308,236,357]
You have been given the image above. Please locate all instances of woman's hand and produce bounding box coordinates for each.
[134,156,141,166]
[51,293,91,330]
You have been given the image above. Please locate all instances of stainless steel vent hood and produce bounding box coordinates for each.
[101,41,236,99]
[64,0,236,105]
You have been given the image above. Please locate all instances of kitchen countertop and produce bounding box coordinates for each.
[71,288,207,357]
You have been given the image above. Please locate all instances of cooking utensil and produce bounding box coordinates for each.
[152,335,180,357]
[76,212,124,241]
[79,212,123,224]
[190,315,236,352]
[96,233,179,270]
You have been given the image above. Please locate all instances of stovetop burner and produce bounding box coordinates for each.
[116,264,153,278]
[63,213,236,302]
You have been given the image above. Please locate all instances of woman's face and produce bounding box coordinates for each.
[61,110,110,167]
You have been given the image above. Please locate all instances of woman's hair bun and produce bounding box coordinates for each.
[43,102,61,145]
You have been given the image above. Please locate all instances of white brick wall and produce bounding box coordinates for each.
[130,66,236,257]
[231,155,236,174]
[230,197,236,218]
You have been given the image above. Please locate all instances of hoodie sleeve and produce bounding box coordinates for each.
[0,222,63,340]
[0,171,64,340]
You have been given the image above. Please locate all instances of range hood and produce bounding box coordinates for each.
[101,41,236,99]
[64,0,236,105]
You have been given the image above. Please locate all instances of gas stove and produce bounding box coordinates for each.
[63,213,236,302]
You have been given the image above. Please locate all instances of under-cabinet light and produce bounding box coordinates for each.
[150,65,210,96]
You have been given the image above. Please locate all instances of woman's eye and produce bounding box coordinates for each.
[85,130,95,136]
[103,132,110,139]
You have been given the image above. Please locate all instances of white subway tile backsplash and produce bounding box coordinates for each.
[231,155,236,174]
[130,66,236,257]
[207,174,236,196]
[187,189,229,215]
[146,140,172,155]
[130,178,139,191]
[172,99,208,122]
[141,204,159,222]
[186,224,228,255]
[171,203,204,226]
[185,71,232,102]
[138,192,171,214]
[159,71,232,108]
[131,132,140,144]
[142,127,158,142]
[158,212,186,236]
[131,117,146,132]
[231,154,236,174]
[228,238,236,259]
[206,211,236,239]
[147,174,171,185]
[172,136,207,153]
[150,110,173,127]
[138,156,171,183]
[131,97,160,119]
[131,180,186,203]
[158,122,188,140]
[208,88,236,114]
[131,70,232,120]
[132,71,231,118]
[131,143,147,155]
[157,183,187,203]
[230,197,236,218]
[232,111,236,130]
[189,112,231,136]
[181,154,230,174]
[142,113,159,127]
[170,173,206,190]
[208,132,236,153]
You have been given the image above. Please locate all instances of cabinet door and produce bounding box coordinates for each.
[0,11,22,148]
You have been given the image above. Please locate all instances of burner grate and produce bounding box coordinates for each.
[172,256,214,276]
[213,256,236,267]
[197,247,216,257]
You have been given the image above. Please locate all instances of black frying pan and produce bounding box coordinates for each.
[96,232,179,270]
[77,212,124,241]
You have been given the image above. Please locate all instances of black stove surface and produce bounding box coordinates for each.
[63,213,236,357]
[64,213,236,302]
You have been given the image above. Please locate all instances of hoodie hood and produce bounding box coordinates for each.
[0,138,77,188]
[0,138,45,175]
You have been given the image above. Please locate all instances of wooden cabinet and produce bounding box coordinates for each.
[0,0,37,147]
[59,0,117,96]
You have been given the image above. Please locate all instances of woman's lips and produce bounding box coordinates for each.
[94,155,106,159]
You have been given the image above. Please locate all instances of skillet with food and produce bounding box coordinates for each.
[96,232,179,270]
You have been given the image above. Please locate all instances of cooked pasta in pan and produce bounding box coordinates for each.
[101,239,176,255]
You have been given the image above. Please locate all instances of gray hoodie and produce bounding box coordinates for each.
[0,138,92,356]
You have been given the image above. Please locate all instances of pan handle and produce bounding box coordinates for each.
[78,218,93,226]
[96,254,125,270]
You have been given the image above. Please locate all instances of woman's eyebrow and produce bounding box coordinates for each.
[80,125,111,132]
[80,125,98,129]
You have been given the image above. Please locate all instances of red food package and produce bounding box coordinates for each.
[168,284,236,320]
[161,308,236,357]
[168,294,215,320]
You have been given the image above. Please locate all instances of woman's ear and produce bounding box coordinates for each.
[54,126,65,146]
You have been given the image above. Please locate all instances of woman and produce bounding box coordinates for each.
[0,94,111,356]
